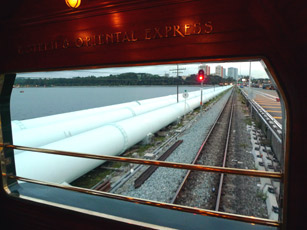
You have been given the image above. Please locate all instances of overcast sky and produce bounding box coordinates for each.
[18,61,269,79]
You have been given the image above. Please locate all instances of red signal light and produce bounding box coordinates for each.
[197,69,205,82]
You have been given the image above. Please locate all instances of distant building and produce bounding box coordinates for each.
[199,64,210,75]
[223,68,226,78]
[227,67,238,79]
[215,65,224,77]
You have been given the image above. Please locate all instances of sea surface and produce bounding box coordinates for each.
[11,86,206,120]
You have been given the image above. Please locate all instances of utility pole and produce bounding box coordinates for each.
[170,64,186,103]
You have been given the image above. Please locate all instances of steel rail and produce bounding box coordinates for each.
[0,143,282,179]
[171,89,234,204]
[215,95,234,211]
[3,174,280,227]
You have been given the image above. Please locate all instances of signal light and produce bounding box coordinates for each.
[197,69,205,82]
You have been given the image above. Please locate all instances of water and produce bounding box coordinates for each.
[11,86,205,120]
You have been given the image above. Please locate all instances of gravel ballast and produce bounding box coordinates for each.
[119,90,233,203]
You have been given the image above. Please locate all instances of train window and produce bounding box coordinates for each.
[1,59,285,229]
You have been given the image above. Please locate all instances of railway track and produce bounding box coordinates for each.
[171,89,235,210]
[134,140,183,188]
[109,93,227,194]
[93,88,271,219]
[112,89,236,205]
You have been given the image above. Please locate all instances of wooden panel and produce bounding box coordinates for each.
[1,0,267,72]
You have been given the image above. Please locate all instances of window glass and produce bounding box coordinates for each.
[5,60,284,228]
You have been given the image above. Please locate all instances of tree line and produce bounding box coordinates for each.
[15,72,235,87]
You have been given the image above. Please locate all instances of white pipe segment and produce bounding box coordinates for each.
[15,86,231,184]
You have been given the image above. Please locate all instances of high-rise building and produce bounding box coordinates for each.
[199,64,210,75]
[227,67,238,79]
[223,68,226,78]
[215,65,224,77]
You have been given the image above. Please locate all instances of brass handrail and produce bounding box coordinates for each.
[0,144,283,179]
[4,174,280,227]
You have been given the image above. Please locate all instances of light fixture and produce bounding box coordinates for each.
[65,0,81,9]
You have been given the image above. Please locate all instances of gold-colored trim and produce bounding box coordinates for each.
[1,144,283,179]
[5,174,280,227]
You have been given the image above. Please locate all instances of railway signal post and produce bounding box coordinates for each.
[197,69,206,108]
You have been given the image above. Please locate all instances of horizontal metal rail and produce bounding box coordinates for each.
[0,144,282,179]
[0,88,283,228]
[3,174,280,228]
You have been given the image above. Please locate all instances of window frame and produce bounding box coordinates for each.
[0,58,287,229]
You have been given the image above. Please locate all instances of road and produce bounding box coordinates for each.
[243,87,282,126]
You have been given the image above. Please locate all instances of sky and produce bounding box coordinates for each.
[17,61,269,79]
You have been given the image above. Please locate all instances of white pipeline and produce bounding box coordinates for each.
[15,86,231,184]
[12,88,217,152]
[11,93,179,133]
[11,88,219,133]
[12,90,206,152]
